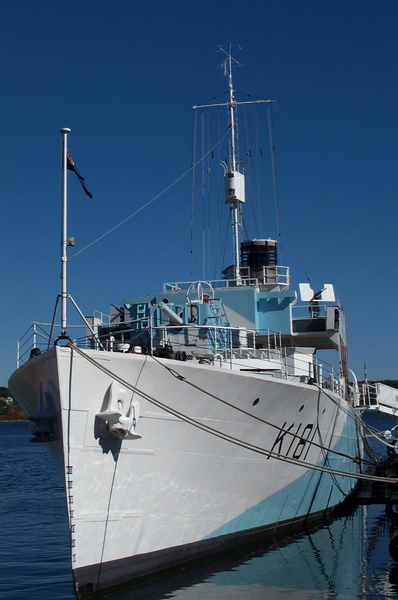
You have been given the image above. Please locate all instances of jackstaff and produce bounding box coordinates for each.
[60,127,71,335]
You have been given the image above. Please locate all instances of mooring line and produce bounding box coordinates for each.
[67,343,396,485]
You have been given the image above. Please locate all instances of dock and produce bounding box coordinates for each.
[356,465,398,505]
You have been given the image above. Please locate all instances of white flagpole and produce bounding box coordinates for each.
[60,127,71,335]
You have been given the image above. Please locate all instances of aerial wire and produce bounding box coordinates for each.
[202,108,205,279]
[69,131,229,261]
[190,107,197,281]
[267,102,282,263]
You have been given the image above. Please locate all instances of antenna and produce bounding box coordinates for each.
[217,44,242,74]
[193,48,275,283]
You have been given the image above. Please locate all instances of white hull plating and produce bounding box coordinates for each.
[9,345,361,597]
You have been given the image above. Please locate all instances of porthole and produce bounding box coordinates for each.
[298,404,304,413]
[253,397,260,406]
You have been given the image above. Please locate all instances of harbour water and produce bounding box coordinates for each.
[1,419,397,600]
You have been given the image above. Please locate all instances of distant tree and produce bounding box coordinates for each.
[0,386,11,399]
[365,380,398,390]
[0,402,27,421]
[0,388,26,421]
[380,380,398,390]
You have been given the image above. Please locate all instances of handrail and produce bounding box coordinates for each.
[163,266,290,292]
[14,316,340,392]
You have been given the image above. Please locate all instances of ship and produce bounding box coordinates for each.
[9,49,364,599]
[99,503,367,600]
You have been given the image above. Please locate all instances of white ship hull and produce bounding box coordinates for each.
[9,345,361,598]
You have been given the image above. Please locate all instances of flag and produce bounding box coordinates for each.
[66,150,93,199]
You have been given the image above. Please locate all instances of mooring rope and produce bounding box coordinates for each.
[313,381,397,461]
[149,353,362,465]
[67,343,396,485]
[154,355,393,469]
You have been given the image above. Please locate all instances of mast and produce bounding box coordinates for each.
[225,51,242,281]
[192,48,275,282]
[60,127,70,335]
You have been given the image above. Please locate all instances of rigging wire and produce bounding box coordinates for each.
[241,99,313,283]
[201,108,205,280]
[188,120,221,282]
[207,110,214,280]
[213,106,226,279]
[242,140,261,239]
[191,92,313,283]
[254,104,262,233]
[146,204,193,297]
[167,148,217,285]
[267,102,282,262]
[213,208,230,280]
[190,106,197,281]
[243,105,258,238]
[148,145,218,295]
[245,155,312,283]
[313,381,397,457]
[69,130,229,262]
[218,212,231,276]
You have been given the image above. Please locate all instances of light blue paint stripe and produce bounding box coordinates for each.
[204,410,360,539]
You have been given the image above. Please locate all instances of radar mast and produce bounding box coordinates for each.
[193,46,275,282]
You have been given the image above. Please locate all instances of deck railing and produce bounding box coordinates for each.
[163,266,290,293]
[15,316,340,393]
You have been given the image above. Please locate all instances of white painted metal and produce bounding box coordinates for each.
[159,302,184,325]
[320,284,335,302]
[299,283,314,302]
[60,127,71,334]
[299,283,335,303]
[9,345,360,588]
[357,381,398,417]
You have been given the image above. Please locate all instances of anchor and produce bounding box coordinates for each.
[96,381,142,440]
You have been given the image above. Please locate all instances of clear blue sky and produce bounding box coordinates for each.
[1,0,398,385]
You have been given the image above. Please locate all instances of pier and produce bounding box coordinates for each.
[356,466,398,505]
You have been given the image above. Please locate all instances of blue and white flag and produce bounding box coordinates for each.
[67,150,93,199]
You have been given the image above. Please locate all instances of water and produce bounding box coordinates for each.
[1,420,397,600]
[0,422,74,600]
